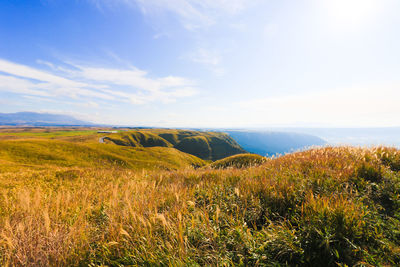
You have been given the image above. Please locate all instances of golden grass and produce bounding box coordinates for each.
[0,146,399,266]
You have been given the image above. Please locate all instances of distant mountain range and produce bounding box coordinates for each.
[225,130,327,156]
[0,112,93,126]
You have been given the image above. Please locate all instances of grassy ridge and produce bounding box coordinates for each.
[0,145,399,265]
[105,129,246,161]
[175,136,212,160]
[104,131,173,148]
[0,128,247,161]
[0,139,205,171]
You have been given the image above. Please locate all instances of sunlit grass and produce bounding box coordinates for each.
[0,146,399,266]
[0,139,206,172]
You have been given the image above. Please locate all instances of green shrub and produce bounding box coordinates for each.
[210,154,267,169]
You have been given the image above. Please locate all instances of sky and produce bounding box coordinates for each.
[0,0,400,128]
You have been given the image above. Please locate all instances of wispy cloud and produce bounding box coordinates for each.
[91,0,255,30]
[87,0,255,76]
[0,58,197,106]
[187,48,220,66]
[185,48,225,75]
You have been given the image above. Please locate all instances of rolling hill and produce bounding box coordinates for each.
[0,139,205,172]
[103,129,247,161]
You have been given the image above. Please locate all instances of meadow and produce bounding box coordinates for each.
[0,129,399,266]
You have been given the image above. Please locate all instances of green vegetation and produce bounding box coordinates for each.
[175,136,211,160]
[0,139,205,171]
[210,153,267,169]
[0,128,247,161]
[0,128,247,162]
[104,129,246,160]
[0,128,400,266]
[104,131,172,148]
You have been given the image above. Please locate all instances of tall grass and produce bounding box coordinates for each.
[0,146,399,266]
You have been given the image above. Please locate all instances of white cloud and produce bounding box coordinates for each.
[92,0,256,30]
[0,58,197,106]
[153,32,171,39]
[185,48,226,75]
[188,48,220,66]
[0,59,86,88]
[0,75,51,97]
[135,0,212,30]
[70,65,192,92]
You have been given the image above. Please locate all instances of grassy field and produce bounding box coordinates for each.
[0,128,399,266]
[0,139,206,172]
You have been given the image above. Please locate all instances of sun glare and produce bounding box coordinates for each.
[321,0,381,31]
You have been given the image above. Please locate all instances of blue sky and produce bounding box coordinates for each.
[1,0,400,127]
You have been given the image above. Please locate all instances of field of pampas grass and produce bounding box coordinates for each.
[0,146,400,266]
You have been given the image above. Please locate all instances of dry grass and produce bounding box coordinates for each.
[0,146,399,266]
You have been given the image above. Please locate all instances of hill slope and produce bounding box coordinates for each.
[104,129,246,161]
[0,139,205,171]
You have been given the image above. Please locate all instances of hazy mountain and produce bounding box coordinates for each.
[0,112,92,126]
[226,130,327,156]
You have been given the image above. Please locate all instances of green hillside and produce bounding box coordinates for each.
[104,129,246,160]
[103,131,172,148]
[0,128,247,162]
[0,139,205,171]
[175,136,212,159]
